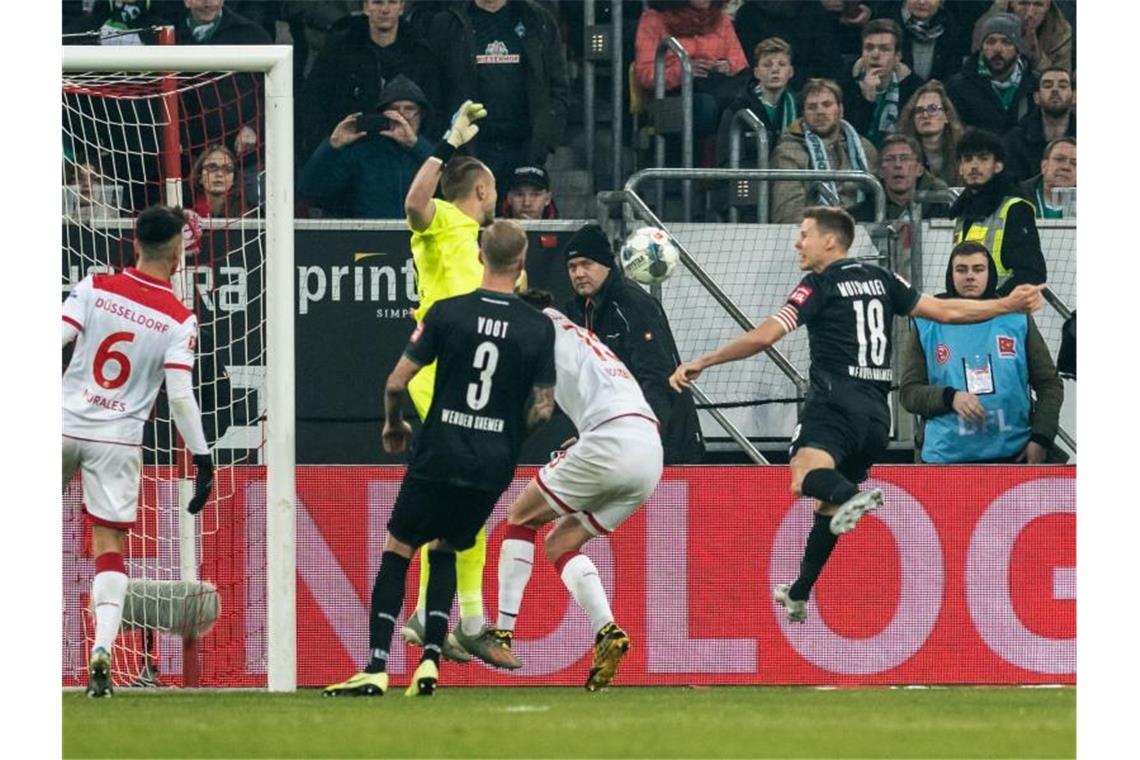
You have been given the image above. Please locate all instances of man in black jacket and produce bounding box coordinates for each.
[1001,67,1075,184]
[561,225,705,465]
[945,12,1036,136]
[298,0,439,161]
[950,128,1046,294]
[426,0,570,190]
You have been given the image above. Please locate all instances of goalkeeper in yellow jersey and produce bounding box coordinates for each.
[398,99,521,669]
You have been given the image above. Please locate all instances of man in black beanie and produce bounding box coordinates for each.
[561,224,705,464]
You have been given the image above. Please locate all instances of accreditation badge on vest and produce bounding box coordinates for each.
[963,353,995,395]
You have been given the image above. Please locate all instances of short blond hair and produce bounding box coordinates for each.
[753,36,792,64]
[480,220,528,273]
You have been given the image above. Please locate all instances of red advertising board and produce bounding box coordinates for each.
[63,466,1075,687]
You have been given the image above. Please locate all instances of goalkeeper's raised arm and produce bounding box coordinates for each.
[404,100,488,231]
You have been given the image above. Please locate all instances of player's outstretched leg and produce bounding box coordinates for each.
[778,461,860,622]
[325,546,411,697]
[829,488,884,535]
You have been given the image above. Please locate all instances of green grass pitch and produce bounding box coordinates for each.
[63,686,1075,759]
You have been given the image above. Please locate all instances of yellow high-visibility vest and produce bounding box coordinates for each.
[953,196,1035,279]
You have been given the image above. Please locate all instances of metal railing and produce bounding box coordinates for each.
[726,108,769,223]
[653,37,693,220]
[583,0,597,190]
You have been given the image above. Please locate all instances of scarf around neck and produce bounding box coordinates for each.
[750,85,797,132]
[979,55,1024,110]
[900,7,944,42]
[804,120,870,206]
[187,10,222,42]
[862,68,901,145]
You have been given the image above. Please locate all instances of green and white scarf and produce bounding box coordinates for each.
[751,86,798,132]
[186,9,223,42]
[803,120,870,207]
[866,70,901,146]
[979,55,1025,111]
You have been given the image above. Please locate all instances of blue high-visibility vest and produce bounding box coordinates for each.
[914,313,1031,463]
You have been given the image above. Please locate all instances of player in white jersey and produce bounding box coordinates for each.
[62,205,215,698]
[471,290,663,691]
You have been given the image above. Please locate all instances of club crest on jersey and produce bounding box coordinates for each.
[997,335,1017,357]
[935,343,951,365]
[643,331,653,342]
[788,286,812,306]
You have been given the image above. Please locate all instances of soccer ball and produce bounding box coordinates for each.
[619,226,680,285]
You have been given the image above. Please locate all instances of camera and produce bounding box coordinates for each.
[356,113,393,136]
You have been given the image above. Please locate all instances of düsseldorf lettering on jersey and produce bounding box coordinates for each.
[63,269,197,446]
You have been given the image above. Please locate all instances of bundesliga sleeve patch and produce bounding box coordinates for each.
[788,285,812,306]
[410,322,424,343]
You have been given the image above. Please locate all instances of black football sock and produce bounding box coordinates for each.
[800,468,860,506]
[789,512,840,601]
[365,550,411,673]
[422,550,457,667]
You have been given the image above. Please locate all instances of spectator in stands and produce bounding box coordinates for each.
[298,0,438,161]
[1001,67,1075,183]
[972,0,1072,76]
[898,80,964,185]
[899,240,1062,463]
[873,134,950,220]
[1015,137,1075,219]
[872,0,969,84]
[174,0,271,204]
[561,224,705,465]
[715,37,797,166]
[898,79,962,185]
[733,1,869,84]
[189,144,247,218]
[427,0,570,190]
[499,166,559,220]
[63,1,172,45]
[283,1,357,78]
[770,78,878,224]
[175,0,271,45]
[840,19,922,147]
[946,12,1036,136]
[949,128,1045,293]
[298,75,434,220]
[634,1,749,146]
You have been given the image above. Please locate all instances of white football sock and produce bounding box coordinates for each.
[559,553,613,635]
[460,615,485,636]
[91,570,128,654]
[497,538,535,631]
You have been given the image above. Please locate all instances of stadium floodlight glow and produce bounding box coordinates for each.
[63,43,296,693]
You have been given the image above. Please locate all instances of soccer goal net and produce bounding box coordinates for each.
[62,43,295,691]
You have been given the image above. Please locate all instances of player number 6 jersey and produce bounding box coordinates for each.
[63,269,198,446]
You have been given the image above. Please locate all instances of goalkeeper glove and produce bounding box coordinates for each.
[443,100,487,148]
[187,453,214,515]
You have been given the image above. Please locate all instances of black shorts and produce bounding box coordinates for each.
[789,387,890,485]
[386,476,499,551]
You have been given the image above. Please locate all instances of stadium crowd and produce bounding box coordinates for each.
[62,0,1076,222]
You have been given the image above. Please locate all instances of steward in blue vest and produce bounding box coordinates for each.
[899,241,1064,463]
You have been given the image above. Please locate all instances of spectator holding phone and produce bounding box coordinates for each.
[298,75,436,219]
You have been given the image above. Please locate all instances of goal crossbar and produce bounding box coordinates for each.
[63,44,296,692]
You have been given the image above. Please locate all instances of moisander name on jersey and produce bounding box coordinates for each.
[439,408,505,433]
[835,279,887,298]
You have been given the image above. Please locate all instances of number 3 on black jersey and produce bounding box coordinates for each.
[466,341,500,410]
[852,298,888,367]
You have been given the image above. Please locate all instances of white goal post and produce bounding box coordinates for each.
[62,45,296,692]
